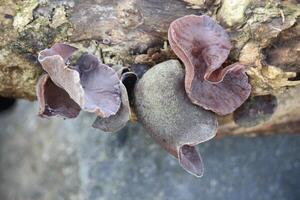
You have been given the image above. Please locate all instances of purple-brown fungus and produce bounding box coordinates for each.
[38,44,121,117]
[75,53,121,117]
[37,74,81,118]
[112,64,139,104]
[92,65,138,133]
[92,82,130,133]
[134,60,218,177]
[168,15,251,115]
[37,43,135,134]
[120,71,138,103]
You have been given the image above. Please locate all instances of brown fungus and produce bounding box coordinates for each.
[36,74,81,118]
[92,82,130,133]
[134,60,218,177]
[168,15,251,115]
[75,53,121,117]
[38,44,121,117]
[92,66,138,133]
[111,65,138,94]
[120,71,138,104]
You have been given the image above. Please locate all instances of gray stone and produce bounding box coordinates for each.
[0,100,299,200]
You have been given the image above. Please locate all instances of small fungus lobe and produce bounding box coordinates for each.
[37,74,81,118]
[168,15,251,115]
[93,65,138,133]
[92,65,138,132]
[120,71,138,103]
[76,53,121,117]
[179,145,204,177]
[92,82,130,133]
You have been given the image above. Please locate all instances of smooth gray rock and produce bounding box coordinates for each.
[0,100,299,200]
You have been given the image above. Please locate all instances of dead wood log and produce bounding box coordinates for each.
[0,0,300,135]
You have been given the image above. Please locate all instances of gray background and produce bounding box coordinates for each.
[0,100,299,200]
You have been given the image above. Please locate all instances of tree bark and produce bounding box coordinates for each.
[0,0,300,135]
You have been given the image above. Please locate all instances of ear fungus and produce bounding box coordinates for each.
[92,82,130,133]
[120,72,138,103]
[134,60,218,177]
[93,66,138,133]
[179,145,204,177]
[75,53,121,117]
[38,44,121,117]
[37,24,248,178]
[37,74,81,118]
[37,43,140,133]
[38,44,85,109]
[168,15,251,115]
[111,65,138,102]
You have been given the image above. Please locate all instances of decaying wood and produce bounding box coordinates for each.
[0,0,300,135]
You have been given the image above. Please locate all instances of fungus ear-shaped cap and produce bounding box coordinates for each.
[36,74,81,118]
[92,82,130,133]
[38,44,121,117]
[179,145,203,177]
[120,71,138,101]
[111,65,138,101]
[168,15,251,115]
[92,67,138,133]
[76,53,121,117]
[44,43,78,62]
[134,60,218,177]
[38,44,84,106]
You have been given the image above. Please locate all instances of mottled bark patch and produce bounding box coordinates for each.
[233,95,277,127]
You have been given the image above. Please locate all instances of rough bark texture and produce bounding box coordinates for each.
[0,0,300,135]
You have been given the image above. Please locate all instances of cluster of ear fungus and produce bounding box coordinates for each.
[36,15,251,177]
[37,43,135,133]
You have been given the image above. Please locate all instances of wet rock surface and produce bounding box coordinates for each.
[0,100,299,200]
